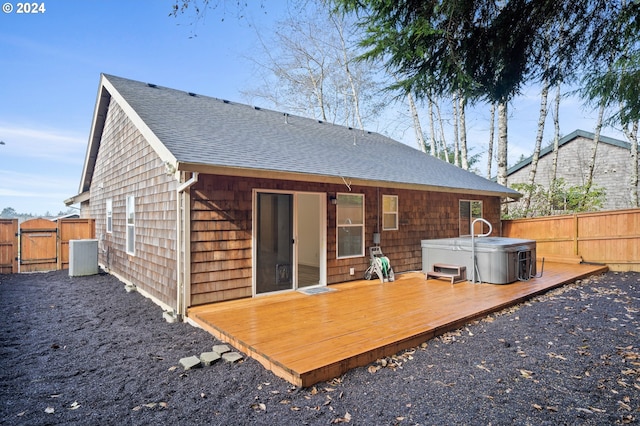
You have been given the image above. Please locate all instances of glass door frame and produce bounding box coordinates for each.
[252,189,327,296]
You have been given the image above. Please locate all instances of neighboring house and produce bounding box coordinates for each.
[52,213,80,221]
[507,129,639,211]
[66,74,520,318]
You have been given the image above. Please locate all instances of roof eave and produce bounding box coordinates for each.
[176,162,521,199]
[65,191,90,206]
[78,78,111,194]
[76,74,180,196]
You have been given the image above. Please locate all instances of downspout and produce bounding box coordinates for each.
[176,171,198,321]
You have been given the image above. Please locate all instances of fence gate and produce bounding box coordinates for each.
[0,219,18,273]
[20,218,58,273]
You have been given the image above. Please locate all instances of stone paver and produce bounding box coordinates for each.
[200,351,221,366]
[212,344,231,355]
[222,352,243,363]
[179,355,202,370]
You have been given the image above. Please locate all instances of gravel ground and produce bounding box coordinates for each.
[1,269,638,425]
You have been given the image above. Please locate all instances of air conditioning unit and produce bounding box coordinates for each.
[69,239,99,277]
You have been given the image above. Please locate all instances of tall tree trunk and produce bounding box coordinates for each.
[497,101,509,215]
[523,77,549,216]
[407,92,427,153]
[307,63,327,122]
[583,103,605,208]
[496,101,508,186]
[332,14,364,131]
[623,120,639,207]
[428,95,437,157]
[459,94,469,170]
[486,103,495,179]
[548,83,561,214]
[435,101,450,163]
[452,92,460,167]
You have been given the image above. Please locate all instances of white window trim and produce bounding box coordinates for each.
[336,193,365,259]
[106,199,113,234]
[126,196,135,255]
[382,194,398,231]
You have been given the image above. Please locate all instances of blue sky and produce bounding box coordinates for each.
[0,0,624,216]
[0,0,280,215]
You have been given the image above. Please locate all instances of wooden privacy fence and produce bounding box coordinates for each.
[0,219,18,274]
[502,208,640,272]
[57,219,96,270]
[0,218,95,274]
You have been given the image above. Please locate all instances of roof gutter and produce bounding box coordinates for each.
[176,171,198,321]
[176,162,522,199]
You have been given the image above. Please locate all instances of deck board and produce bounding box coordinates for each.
[188,262,607,387]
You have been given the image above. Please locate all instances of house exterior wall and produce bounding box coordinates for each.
[507,136,638,211]
[86,98,178,308]
[190,174,501,305]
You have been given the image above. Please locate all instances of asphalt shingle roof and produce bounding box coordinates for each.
[104,74,519,197]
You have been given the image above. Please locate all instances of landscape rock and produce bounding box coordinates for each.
[162,311,178,323]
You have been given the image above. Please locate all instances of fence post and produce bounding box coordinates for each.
[573,214,579,257]
[57,220,62,270]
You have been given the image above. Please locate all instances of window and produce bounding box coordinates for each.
[105,199,112,234]
[459,200,483,236]
[382,195,398,230]
[126,196,135,255]
[336,193,364,258]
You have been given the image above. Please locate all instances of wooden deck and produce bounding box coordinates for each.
[188,262,608,387]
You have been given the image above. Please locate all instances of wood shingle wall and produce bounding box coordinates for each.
[508,135,639,211]
[87,99,178,309]
[190,174,501,305]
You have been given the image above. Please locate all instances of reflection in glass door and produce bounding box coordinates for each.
[296,193,321,288]
[256,193,293,294]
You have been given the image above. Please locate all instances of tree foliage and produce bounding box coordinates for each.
[334,0,599,105]
[169,0,265,21]
[0,207,75,219]
[242,3,387,128]
[579,1,640,126]
[506,179,605,219]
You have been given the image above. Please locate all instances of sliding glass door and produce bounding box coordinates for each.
[256,192,294,294]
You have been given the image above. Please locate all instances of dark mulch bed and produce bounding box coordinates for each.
[1,269,638,425]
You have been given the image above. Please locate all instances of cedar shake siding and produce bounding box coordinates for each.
[189,174,501,305]
[87,98,178,308]
[507,130,638,211]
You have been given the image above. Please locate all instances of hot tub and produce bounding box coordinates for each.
[421,237,536,284]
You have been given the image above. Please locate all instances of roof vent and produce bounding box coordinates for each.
[254,106,261,110]
[222,99,230,104]
[147,83,157,88]
[284,113,289,124]
[188,92,197,97]
[318,120,323,124]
